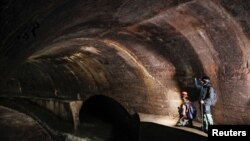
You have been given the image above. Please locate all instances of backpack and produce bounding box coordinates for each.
[208,87,217,106]
[186,103,197,120]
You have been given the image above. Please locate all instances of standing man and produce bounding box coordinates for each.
[194,76,214,132]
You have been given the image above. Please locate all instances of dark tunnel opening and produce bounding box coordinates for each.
[79,95,140,141]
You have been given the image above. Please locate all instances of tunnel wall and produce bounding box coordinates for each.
[0,106,53,141]
[0,0,250,124]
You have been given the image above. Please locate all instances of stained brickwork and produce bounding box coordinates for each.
[0,0,249,124]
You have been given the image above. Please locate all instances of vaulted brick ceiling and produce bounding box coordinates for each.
[0,0,250,124]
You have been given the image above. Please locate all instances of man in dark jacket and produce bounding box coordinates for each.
[194,76,214,132]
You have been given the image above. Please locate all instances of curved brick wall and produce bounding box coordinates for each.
[0,0,249,124]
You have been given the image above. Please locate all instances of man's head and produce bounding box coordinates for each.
[181,91,188,96]
[181,91,189,101]
[200,76,210,86]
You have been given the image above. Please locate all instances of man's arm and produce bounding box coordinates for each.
[182,104,187,118]
[194,78,202,90]
[203,87,213,105]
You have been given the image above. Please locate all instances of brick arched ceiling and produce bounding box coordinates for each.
[0,0,250,124]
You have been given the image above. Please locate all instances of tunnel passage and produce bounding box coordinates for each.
[79,95,139,141]
[0,0,250,128]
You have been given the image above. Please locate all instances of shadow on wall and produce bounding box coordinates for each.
[139,122,207,141]
[79,95,140,141]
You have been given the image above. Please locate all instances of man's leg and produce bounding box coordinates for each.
[188,119,193,127]
[204,113,213,131]
[177,118,185,126]
[203,114,208,131]
[206,113,214,125]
